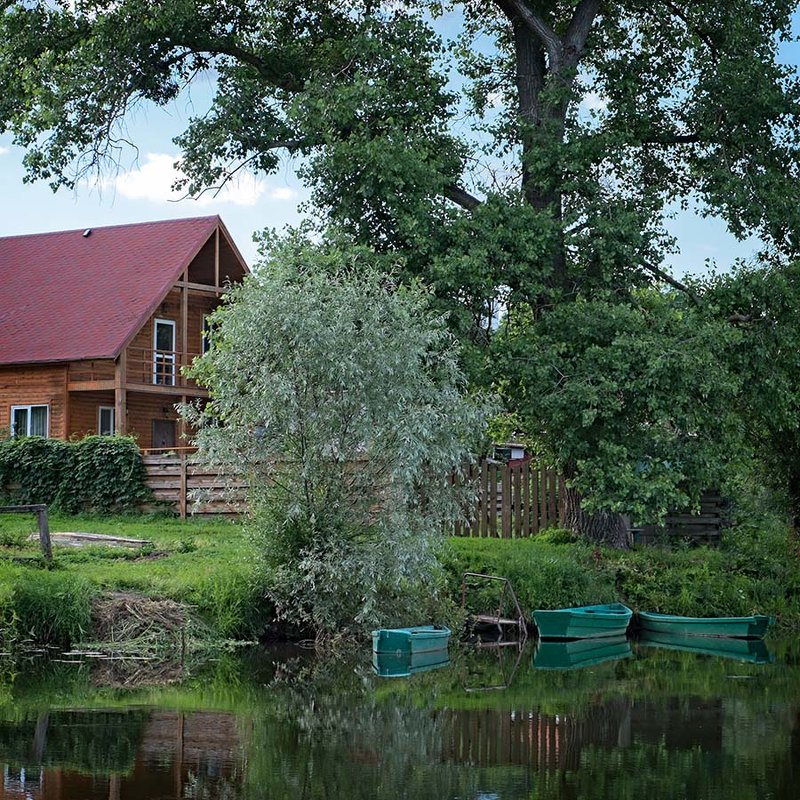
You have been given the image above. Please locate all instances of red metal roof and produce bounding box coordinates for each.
[0,216,224,365]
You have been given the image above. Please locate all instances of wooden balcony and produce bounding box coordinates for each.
[125,347,203,390]
[68,348,207,395]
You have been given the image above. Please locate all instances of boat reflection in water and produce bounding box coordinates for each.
[372,649,451,677]
[637,630,774,664]
[533,635,633,670]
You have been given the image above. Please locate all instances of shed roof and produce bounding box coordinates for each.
[0,215,242,365]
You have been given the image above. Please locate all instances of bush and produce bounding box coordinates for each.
[442,535,617,616]
[0,435,150,513]
[184,236,490,637]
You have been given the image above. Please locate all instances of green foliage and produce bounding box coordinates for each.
[497,291,748,522]
[0,436,150,514]
[3,1,800,543]
[184,237,490,636]
[700,262,800,525]
[443,521,800,629]
[0,565,94,648]
[0,436,73,507]
[443,536,617,614]
[71,436,151,514]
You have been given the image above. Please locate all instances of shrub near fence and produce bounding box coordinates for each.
[0,435,149,513]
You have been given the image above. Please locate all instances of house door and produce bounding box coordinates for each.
[152,420,176,451]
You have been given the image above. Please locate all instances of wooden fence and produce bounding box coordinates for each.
[142,455,723,544]
[142,454,247,518]
[142,454,563,530]
[455,461,563,538]
[634,491,727,545]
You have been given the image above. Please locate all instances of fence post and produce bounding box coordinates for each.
[36,505,52,562]
[179,452,187,520]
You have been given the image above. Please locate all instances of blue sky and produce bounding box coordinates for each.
[0,10,797,273]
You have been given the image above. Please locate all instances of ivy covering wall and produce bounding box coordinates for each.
[0,435,150,513]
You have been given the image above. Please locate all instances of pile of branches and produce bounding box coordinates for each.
[90,592,207,658]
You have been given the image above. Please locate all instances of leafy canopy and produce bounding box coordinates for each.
[4,1,800,531]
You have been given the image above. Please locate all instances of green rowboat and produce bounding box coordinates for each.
[532,603,633,640]
[638,630,774,664]
[371,625,451,655]
[534,636,632,670]
[637,611,772,639]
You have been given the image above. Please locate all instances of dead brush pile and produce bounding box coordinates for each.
[90,592,211,657]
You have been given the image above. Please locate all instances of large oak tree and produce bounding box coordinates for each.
[3,1,800,544]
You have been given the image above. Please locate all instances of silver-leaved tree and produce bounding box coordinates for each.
[182,235,490,638]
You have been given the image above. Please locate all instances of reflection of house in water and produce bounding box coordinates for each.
[0,710,243,800]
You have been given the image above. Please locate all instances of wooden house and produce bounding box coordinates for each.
[0,216,249,451]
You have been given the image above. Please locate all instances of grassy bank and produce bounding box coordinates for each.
[2,512,799,650]
[0,513,268,648]
[442,519,800,630]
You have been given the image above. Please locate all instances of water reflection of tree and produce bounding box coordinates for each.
[238,649,800,800]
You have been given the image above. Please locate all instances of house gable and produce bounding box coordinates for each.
[0,216,248,367]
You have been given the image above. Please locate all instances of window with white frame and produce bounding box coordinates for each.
[98,406,115,436]
[153,318,176,386]
[10,404,49,437]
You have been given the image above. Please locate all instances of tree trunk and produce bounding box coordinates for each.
[561,479,632,549]
[786,469,800,543]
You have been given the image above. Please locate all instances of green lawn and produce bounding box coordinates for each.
[0,512,267,644]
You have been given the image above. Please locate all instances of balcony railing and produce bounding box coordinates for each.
[68,348,205,390]
[127,347,203,389]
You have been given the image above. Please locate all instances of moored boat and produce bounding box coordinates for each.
[638,630,773,664]
[532,603,633,640]
[637,611,772,639]
[371,625,451,655]
[534,635,632,670]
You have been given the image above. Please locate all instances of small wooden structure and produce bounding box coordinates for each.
[0,503,52,560]
[634,491,728,546]
[461,572,528,643]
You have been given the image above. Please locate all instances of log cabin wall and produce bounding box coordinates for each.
[126,392,184,451]
[68,390,115,438]
[0,364,68,438]
[123,289,218,386]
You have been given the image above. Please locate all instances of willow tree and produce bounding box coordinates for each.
[2,1,799,545]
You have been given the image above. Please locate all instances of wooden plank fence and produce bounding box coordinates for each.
[142,454,724,544]
[143,454,563,531]
[142,454,247,518]
[455,461,564,538]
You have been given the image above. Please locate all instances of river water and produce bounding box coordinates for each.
[0,635,798,799]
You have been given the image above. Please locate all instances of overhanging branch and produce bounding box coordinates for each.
[640,260,701,305]
[444,184,483,211]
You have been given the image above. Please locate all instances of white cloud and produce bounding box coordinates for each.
[0,146,9,156]
[108,152,267,207]
[269,186,298,201]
